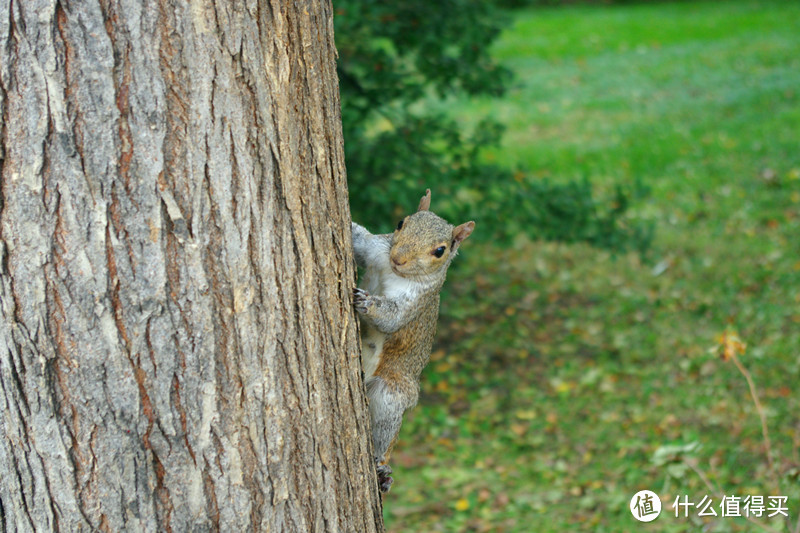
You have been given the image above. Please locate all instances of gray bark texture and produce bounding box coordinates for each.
[0,0,384,531]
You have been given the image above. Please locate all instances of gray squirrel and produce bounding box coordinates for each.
[351,189,475,493]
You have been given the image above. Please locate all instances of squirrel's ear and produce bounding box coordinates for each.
[451,221,475,250]
[417,189,432,212]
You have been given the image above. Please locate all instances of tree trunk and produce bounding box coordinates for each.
[0,0,383,531]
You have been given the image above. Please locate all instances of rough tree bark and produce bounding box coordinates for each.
[0,0,383,531]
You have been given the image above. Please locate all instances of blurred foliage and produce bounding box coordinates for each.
[334,0,652,254]
[498,0,648,7]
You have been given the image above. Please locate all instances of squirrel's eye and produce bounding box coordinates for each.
[433,246,446,258]
[396,220,404,231]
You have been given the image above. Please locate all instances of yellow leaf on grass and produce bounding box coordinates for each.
[434,361,451,373]
[515,409,537,420]
[716,330,746,361]
[555,381,573,394]
[455,498,470,511]
[510,423,527,437]
[430,349,447,361]
[437,437,454,449]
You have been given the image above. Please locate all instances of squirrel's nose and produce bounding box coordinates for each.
[391,256,407,267]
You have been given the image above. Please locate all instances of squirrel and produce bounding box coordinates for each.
[351,189,475,493]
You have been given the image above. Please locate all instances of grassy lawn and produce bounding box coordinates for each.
[384,1,800,531]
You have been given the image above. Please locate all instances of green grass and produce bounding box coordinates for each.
[384,1,800,531]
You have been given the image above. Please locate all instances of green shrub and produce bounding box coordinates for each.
[335,0,652,254]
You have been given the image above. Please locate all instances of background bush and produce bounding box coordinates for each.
[335,0,652,253]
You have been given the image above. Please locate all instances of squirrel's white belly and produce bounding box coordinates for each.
[382,273,416,299]
[364,264,415,300]
[359,260,407,379]
[361,326,385,379]
[359,253,419,379]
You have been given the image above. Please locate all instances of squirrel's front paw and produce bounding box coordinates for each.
[353,288,373,314]
[376,463,394,493]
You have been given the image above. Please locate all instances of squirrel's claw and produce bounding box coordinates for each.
[376,463,394,493]
[378,474,394,493]
[353,288,372,314]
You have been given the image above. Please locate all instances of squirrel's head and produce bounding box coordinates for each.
[389,189,475,279]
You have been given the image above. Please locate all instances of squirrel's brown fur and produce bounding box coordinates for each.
[352,189,474,493]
